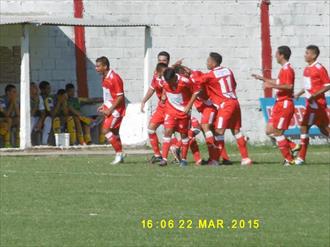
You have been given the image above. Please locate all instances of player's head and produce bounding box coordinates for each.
[56,89,67,100]
[207,52,222,70]
[39,81,51,96]
[5,84,17,98]
[163,67,177,84]
[305,45,320,63]
[155,63,168,77]
[95,56,110,74]
[276,46,291,64]
[157,51,170,65]
[30,82,38,96]
[174,65,190,77]
[65,83,75,97]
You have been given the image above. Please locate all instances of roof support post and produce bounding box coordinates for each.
[142,26,152,141]
[20,24,31,149]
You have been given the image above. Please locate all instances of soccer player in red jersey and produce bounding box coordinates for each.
[196,53,252,166]
[294,45,330,165]
[159,68,199,167]
[190,69,232,165]
[95,56,126,164]
[141,62,168,163]
[252,46,298,166]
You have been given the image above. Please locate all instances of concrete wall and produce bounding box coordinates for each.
[0,0,329,143]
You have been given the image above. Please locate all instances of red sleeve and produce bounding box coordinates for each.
[150,76,157,90]
[194,71,213,86]
[320,66,330,86]
[113,74,124,96]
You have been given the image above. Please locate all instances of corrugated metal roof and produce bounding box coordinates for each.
[0,16,155,27]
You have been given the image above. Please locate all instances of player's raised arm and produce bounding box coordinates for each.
[141,88,155,113]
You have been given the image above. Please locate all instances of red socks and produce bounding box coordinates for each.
[162,137,171,160]
[214,135,224,161]
[221,145,230,160]
[235,132,249,159]
[275,135,293,162]
[181,138,189,160]
[106,132,122,153]
[287,139,296,150]
[148,130,161,157]
[189,138,201,163]
[298,134,309,160]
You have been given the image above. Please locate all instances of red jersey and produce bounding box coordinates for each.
[275,62,295,101]
[303,61,330,108]
[150,73,165,102]
[163,75,196,118]
[102,69,126,116]
[190,70,213,112]
[196,66,237,108]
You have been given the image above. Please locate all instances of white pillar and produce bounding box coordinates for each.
[19,24,31,149]
[142,26,152,141]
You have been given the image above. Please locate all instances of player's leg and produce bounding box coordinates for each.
[148,107,165,162]
[103,116,124,164]
[295,125,310,165]
[272,128,295,166]
[42,116,52,145]
[188,129,202,165]
[148,122,162,162]
[159,127,174,166]
[82,124,92,145]
[170,135,181,163]
[66,116,77,145]
[230,128,252,165]
[73,116,85,145]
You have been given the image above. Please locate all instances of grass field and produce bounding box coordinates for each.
[0,145,329,247]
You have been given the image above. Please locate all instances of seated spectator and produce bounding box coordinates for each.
[0,84,20,147]
[30,82,52,145]
[65,83,93,145]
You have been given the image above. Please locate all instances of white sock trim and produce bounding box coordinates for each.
[163,137,171,143]
[275,135,285,142]
[105,132,113,139]
[148,129,156,134]
[235,132,243,139]
[301,134,309,139]
[205,131,214,138]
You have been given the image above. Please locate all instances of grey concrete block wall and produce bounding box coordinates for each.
[0,0,329,143]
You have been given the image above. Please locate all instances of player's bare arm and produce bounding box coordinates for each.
[141,87,155,113]
[184,92,199,114]
[102,95,124,117]
[307,84,330,102]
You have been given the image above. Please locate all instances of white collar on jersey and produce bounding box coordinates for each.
[105,69,113,78]
[213,66,222,70]
[309,61,319,67]
[282,62,290,67]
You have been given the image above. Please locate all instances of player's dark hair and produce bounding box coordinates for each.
[209,52,222,66]
[156,63,168,73]
[65,83,75,90]
[306,45,320,58]
[96,56,110,69]
[57,89,66,95]
[158,51,170,61]
[277,46,291,61]
[5,84,16,93]
[30,82,36,86]
[39,81,50,90]
[163,68,176,81]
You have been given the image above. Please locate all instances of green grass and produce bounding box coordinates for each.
[0,145,329,247]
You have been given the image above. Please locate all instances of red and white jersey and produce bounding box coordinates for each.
[150,73,165,102]
[163,74,196,118]
[196,66,237,108]
[303,61,330,108]
[275,62,295,101]
[190,70,213,112]
[102,69,126,116]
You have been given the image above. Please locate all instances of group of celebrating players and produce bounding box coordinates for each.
[95,44,330,166]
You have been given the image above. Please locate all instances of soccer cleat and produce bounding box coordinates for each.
[208,160,220,166]
[150,155,162,164]
[195,159,203,166]
[295,157,305,166]
[241,158,253,166]
[291,144,301,157]
[283,160,295,166]
[179,160,188,167]
[159,159,168,167]
[222,159,233,165]
[111,153,124,165]
[201,159,210,165]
